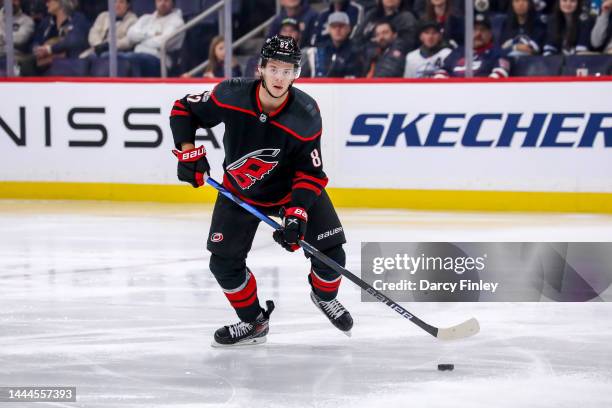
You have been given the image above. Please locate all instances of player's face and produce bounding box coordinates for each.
[430,0,446,8]
[261,60,296,97]
[559,0,577,14]
[512,0,530,16]
[420,28,442,48]
[329,23,351,43]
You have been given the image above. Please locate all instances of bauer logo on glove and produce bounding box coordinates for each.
[172,146,211,188]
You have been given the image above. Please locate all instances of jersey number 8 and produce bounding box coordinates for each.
[310,149,321,167]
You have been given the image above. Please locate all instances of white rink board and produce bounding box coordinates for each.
[0,80,611,192]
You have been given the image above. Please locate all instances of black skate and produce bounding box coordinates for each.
[212,300,275,347]
[310,292,353,337]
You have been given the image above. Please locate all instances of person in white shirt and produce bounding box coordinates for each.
[123,0,184,76]
[80,0,138,58]
[0,0,34,59]
[404,21,451,78]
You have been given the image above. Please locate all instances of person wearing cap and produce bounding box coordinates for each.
[310,0,364,46]
[304,11,363,77]
[362,20,407,76]
[353,0,418,52]
[434,13,511,78]
[20,0,90,76]
[267,0,319,48]
[404,20,452,77]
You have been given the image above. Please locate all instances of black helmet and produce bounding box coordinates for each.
[260,35,301,67]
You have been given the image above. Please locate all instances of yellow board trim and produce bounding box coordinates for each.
[1,181,611,213]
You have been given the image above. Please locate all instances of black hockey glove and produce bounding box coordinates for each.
[273,207,307,252]
[172,146,210,188]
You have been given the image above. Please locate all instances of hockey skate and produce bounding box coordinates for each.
[212,300,275,347]
[310,291,353,337]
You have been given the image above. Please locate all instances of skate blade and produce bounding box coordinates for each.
[343,330,352,338]
[210,336,267,348]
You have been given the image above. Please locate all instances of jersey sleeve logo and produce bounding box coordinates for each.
[226,149,280,190]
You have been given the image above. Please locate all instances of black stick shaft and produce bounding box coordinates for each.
[206,178,439,338]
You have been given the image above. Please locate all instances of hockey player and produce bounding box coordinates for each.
[170,35,353,347]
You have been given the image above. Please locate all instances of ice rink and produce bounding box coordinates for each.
[1,200,611,408]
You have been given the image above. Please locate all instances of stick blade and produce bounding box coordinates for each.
[436,317,480,341]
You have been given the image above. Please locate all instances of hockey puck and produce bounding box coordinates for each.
[437,364,454,371]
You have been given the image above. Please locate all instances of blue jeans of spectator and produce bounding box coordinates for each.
[118,52,161,77]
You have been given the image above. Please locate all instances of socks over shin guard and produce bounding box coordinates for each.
[222,269,262,322]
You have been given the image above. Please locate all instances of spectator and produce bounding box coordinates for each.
[267,0,319,48]
[20,0,90,76]
[404,21,452,77]
[591,0,612,52]
[499,0,547,56]
[363,20,406,76]
[125,0,184,77]
[422,0,464,47]
[311,0,365,46]
[245,17,309,78]
[80,0,137,58]
[0,0,34,59]
[303,11,363,77]
[354,0,378,11]
[414,0,465,20]
[202,35,242,78]
[434,13,510,77]
[353,0,419,51]
[543,0,591,55]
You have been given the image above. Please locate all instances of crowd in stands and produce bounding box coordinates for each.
[0,0,611,78]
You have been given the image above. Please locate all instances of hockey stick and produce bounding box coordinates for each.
[205,177,480,341]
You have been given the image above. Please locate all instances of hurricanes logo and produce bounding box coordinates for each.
[226,149,280,189]
[211,232,223,242]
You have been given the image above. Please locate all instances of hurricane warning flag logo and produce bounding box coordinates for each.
[226,149,280,189]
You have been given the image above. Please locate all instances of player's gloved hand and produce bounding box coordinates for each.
[171,146,210,188]
[273,207,307,252]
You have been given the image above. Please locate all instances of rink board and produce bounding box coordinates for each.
[0,77,611,212]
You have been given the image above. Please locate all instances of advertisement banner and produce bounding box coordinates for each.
[0,80,610,192]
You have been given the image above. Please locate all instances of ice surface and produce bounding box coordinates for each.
[1,201,611,408]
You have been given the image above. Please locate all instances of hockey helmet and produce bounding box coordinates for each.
[260,35,302,67]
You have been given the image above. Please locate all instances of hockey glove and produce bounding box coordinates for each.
[172,146,210,188]
[273,207,307,252]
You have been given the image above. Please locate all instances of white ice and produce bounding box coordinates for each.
[1,200,611,408]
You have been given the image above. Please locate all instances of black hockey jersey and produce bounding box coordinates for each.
[170,78,328,210]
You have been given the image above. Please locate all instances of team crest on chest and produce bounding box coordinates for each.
[226,149,280,189]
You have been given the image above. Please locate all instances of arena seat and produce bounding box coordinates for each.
[510,55,564,76]
[44,58,90,77]
[561,54,612,76]
[89,57,133,77]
